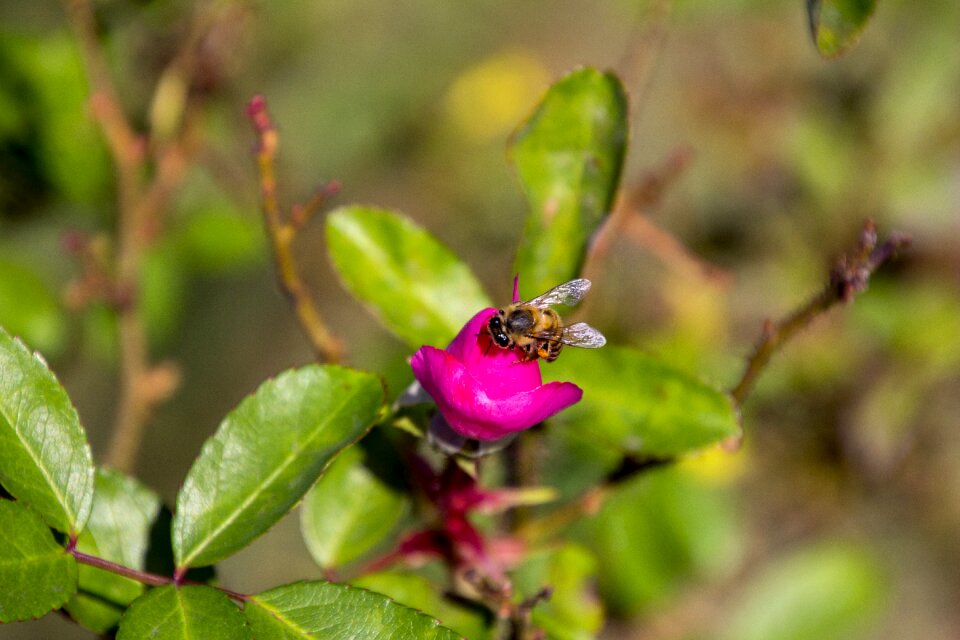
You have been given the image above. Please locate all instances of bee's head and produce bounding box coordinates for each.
[487,313,511,348]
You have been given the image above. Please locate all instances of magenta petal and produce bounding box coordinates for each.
[411,346,463,406]
[444,308,541,396]
[411,304,585,443]
[413,343,582,440]
[449,381,583,440]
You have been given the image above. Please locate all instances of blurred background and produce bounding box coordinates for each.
[1,0,959,638]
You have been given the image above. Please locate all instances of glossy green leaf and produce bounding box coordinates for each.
[723,542,887,640]
[64,468,162,633]
[543,346,740,458]
[0,326,94,534]
[352,571,490,640]
[173,365,383,569]
[301,445,408,569]
[326,206,491,348]
[117,585,251,640]
[510,67,627,296]
[0,259,66,357]
[64,592,126,634]
[142,505,217,585]
[583,467,740,617]
[511,544,603,640]
[807,0,877,58]
[243,581,465,640]
[0,500,77,622]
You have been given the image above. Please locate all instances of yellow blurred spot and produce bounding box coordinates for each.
[680,442,746,485]
[662,272,727,347]
[444,50,551,143]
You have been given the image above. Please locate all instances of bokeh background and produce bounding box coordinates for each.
[1,0,959,638]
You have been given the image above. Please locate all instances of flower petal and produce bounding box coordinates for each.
[413,344,582,441]
[445,308,541,397]
[449,381,583,440]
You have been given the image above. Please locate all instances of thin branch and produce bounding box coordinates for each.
[247,95,344,363]
[616,0,674,121]
[70,549,249,602]
[519,221,909,543]
[64,0,208,472]
[71,549,174,588]
[62,0,141,214]
[730,219,911,408]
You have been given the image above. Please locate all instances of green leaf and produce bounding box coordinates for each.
[173,365,383,569]
[511,544,603,640]
[543,345,740,458]
[64,468,161,633]
[807,0,877,58]
[582,467,740,617]
[0,259,66,357]
[722,542,887,640]
[0,500,77,622]
[64,592,127,634]
[301,445,408,569]
[0,326,94,534]
[326,206,491,348]
[117,585,251,640]
[243,581,465,640]
[510,67,627,296]
[352,571,489,640]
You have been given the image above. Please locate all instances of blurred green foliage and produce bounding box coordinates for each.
[723,542,887,640]
[2,0,959,638]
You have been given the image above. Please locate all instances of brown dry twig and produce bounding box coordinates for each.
[246,95,344,363]
[63,0,216,472]
[730,219,911,408]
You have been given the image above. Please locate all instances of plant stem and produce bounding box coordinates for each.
[730,219,911,407]
[247,95,344,363]
[519,220,909,543]
[71,549,174,588]
[64,0,203,472]
[69,549,249,602]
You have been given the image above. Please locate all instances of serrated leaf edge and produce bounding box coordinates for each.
[247,581,466,640]
[175,369,382,569]
[0,331,93,534]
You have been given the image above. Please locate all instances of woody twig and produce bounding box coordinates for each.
[246,96,344,363]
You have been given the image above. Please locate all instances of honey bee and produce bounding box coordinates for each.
[486,278,606,362]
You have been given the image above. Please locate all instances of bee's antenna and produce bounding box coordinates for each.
[512,273,521,303]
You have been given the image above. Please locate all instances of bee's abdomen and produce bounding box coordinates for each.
[539,341,563,362]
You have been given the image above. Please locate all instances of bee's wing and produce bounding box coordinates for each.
[560,322,607,348]
[526,278,592,308]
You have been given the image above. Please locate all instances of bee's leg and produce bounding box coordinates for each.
[521,343,539,362]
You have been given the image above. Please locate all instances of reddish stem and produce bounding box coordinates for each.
[70,549,249,602]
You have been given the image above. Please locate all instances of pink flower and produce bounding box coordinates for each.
[410,308,583,441]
